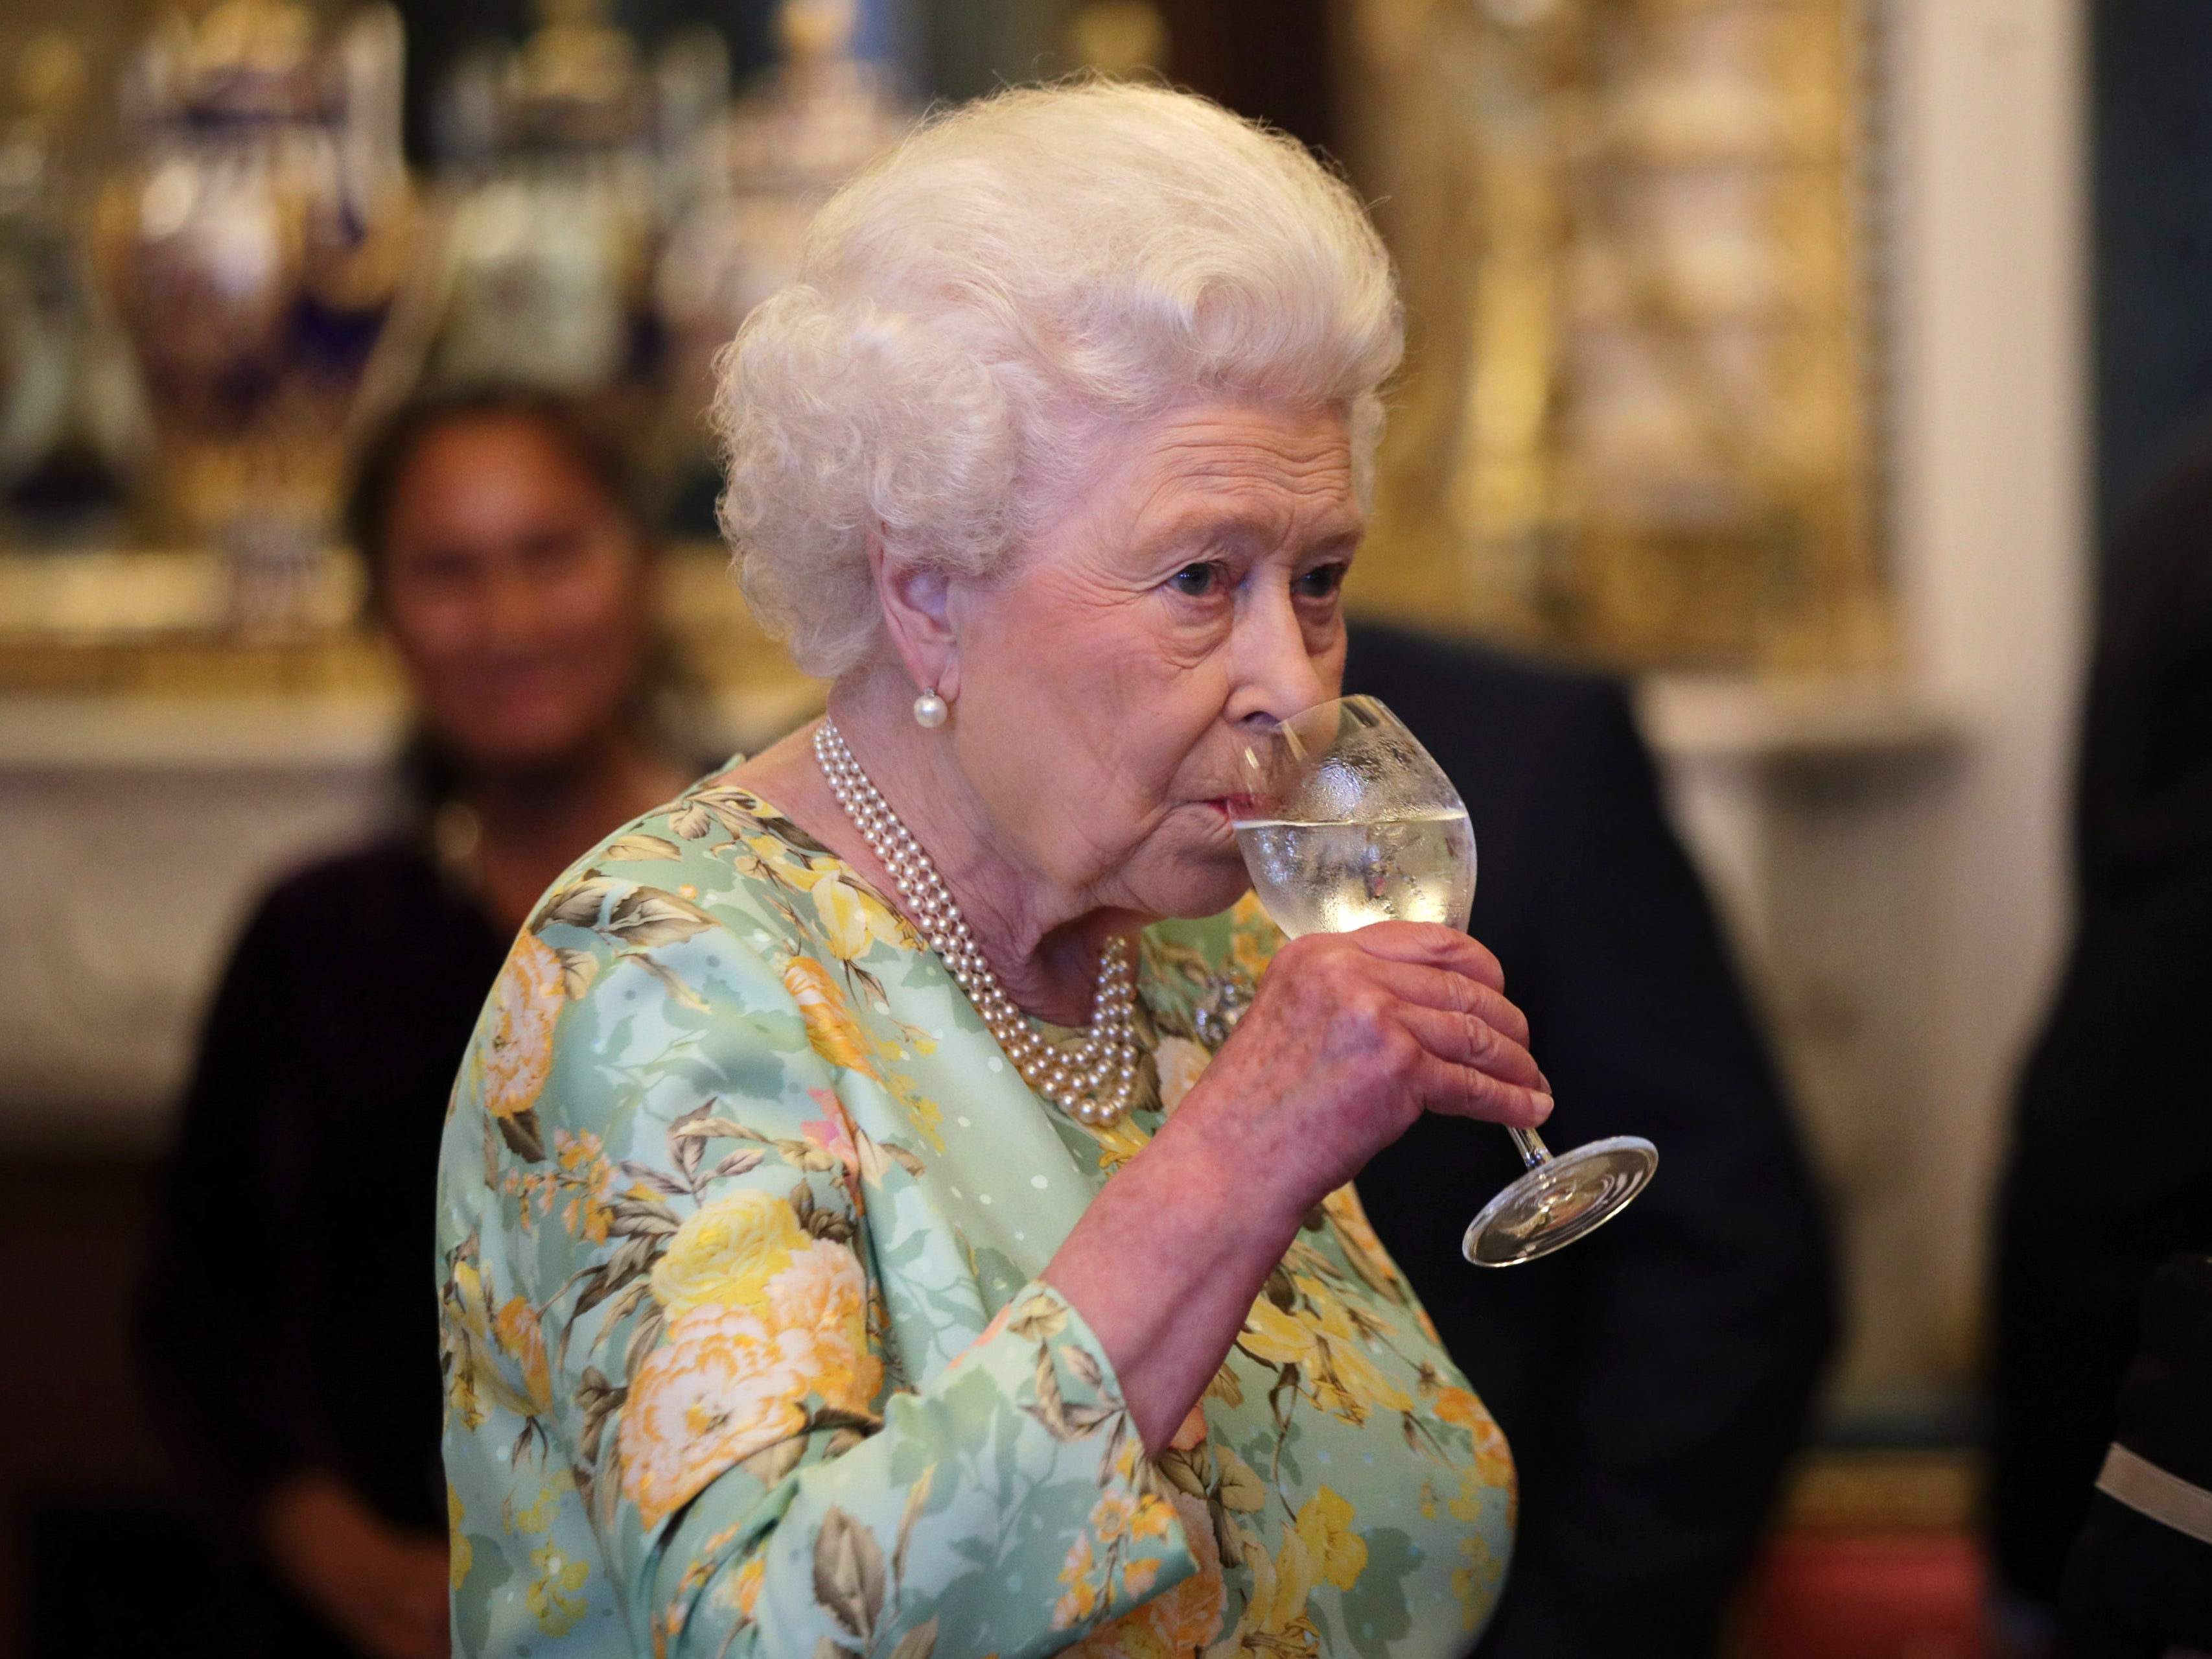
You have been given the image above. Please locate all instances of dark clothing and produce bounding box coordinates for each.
[1344,623,1835,1659]
[1992,443,2212,1610]
[2059,1253,2212,1659]
[140,840,506,1576]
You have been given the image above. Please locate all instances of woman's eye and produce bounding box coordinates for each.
[1170,563,1218,596]
[1294,563,1346,600]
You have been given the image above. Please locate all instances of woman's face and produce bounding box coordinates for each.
[379,417,651,771]
[940,399,1360,921]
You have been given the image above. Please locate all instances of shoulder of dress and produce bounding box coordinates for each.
[515,779,844,948]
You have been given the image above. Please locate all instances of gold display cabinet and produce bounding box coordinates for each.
[1339,0,1889,673]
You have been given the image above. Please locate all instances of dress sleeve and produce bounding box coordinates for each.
[437,872,1195,1659]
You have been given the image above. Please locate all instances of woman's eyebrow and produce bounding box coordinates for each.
[1137,497,1312,548]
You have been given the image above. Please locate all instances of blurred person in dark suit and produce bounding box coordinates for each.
[2058,1252,2212,1659]
[1992,440,2212,1643]
[140,387,695,1659]
[1344,622,1835,1659]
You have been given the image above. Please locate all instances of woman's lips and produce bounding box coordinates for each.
[1200,797,1262,838]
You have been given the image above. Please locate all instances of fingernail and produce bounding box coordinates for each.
[1532,1093,1554,1124]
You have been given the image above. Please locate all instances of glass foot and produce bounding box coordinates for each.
[1461,1135,1659,1267]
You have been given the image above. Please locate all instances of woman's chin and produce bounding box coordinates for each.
[1131,845,1253,922]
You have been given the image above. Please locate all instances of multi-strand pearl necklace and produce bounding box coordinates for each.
[813,720,1140,1126]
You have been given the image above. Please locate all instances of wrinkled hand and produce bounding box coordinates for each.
[1047,920,1552,1449]
[1178,921,1551,1223]
[259,1472,451,1659]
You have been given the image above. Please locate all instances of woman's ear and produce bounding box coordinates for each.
[867,528,961,701]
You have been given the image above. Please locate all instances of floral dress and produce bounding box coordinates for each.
[436,769,1516,1659]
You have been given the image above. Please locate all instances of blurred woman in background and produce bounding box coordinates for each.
[141,386,695,1659]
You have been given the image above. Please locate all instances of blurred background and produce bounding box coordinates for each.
[0,0,2127,1653]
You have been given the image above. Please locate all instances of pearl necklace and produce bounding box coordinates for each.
[813,720,1140,1126]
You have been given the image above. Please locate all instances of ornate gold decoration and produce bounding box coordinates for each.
[1342,0,1889,672]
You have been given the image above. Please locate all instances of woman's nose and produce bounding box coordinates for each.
[477,565,549,650]
[1223,587,1331,727]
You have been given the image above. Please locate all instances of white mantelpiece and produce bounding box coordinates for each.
[0,685,819,1150]
[1642,0,2091,1420]
[1641,675,1966,1408]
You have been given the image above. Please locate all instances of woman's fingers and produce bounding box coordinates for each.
[1347,920,1507,993]
[1412,1044,1554,1131]
[1364,956,1532,1048]
[1395,1000,1548,1094]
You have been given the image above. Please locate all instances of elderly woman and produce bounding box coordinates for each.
[438,84,1550,1659]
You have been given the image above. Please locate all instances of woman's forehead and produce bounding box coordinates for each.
[1139,405,1351,473]
[1110,403,1358,524]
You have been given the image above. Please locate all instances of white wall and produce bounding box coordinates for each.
[1886,0,2090,1385]
[1644,0,2091,1408]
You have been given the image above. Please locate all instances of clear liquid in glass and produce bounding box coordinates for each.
[1233,812,1477,938]
[1232,694,1657,1267]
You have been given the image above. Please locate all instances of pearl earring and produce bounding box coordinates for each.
[912,687,949,728]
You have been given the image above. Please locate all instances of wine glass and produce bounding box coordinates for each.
[1233,695,1658,1267]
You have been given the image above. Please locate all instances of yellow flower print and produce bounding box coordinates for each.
[1228,892,1282,982]
[445,1260,539,1425]
[1078,1114,1152,1173]
[727,1554,765,1619]
[1422,1368,1514,1503]
[1450,1533,1505,1632]
[1053,1444,1184,1632]
[1060,1490,1225,1659]
[617,1303,810,1529]
[526,1540,590,1637]
[658,1601,688,1654]
[1238,1278,1412,1426]
[760,1238,883,1415]
[1432,1385,1482,1431]
[806,871,909,963]
[1294,1485,1368,1592]
[784,956,878,1077]
[1093,1490,1140,1547]
[676,1524,745,1600]
[1454,1409,1517,1527]
[445,1338,484,1432]
[1054,1533,1102,1629]
[514,1474,572,1535]
[1239,1297,1312,1366]
[483,934,566,1123]
[1153,1037,1211,1114]
[650,1191,808,1315]
[1474,1411,1515,1494]
[493,1297,553,1413]
[1215,1487,1366,1658]
[1225,1526,1318,1657]
[1321,1184,1406,1305]
[554,1129,615,1241]
[447,1485,471,1590]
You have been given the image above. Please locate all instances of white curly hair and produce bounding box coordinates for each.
[710,80,1404,679]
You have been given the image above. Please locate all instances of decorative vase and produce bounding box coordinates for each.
[99,0,415,635]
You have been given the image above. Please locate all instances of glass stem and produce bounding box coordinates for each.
[1508,1127,1552,1170]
